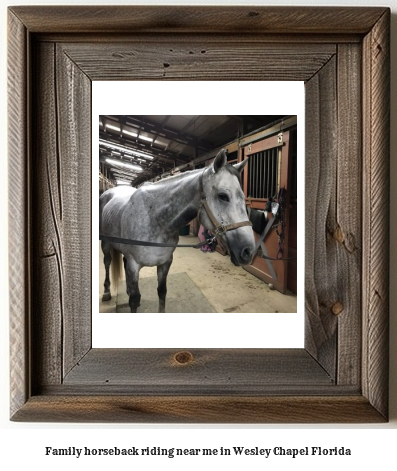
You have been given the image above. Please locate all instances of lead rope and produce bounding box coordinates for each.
[250,188,297,262]
[99,233,212,249]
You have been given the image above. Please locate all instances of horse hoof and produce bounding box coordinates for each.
[102,293,112,302]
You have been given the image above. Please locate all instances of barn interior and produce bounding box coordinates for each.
[99,115,298,313]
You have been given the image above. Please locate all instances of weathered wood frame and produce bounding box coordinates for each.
[8,6,390,423]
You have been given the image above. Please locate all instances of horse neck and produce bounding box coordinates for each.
[153,169,203,230]
[159,169,203,207]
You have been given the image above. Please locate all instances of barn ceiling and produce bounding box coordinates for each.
[99,115,286,186]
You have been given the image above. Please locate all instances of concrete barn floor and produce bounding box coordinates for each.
[99,235,297,314]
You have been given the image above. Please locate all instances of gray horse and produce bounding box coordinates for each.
[100,149,256,313]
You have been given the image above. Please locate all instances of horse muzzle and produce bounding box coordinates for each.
[220,221,255,266]
[230,243,255,266]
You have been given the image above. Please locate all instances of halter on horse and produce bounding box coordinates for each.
[99,149,256,313]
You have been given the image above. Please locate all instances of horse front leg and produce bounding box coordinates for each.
[157,257,173,313]
[101,241,112,301]
[125,257,141,313]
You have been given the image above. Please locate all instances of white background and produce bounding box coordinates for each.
[1,0,396,470]
[93,81,305,348]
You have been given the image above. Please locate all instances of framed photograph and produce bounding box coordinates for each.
[8,6,390,423]
[93,83,304,348]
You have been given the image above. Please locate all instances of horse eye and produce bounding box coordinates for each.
[218,192,229,202]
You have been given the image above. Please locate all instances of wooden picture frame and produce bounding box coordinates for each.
[8,6,390,423]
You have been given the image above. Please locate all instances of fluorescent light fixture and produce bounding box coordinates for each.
[100,139,155,160]
[116,180,131,186]
[123,129,138,138]
[139,135,153,143]
[100,140,136,155]
[100,140,127,153]
[130,150,154,160]
[106,123,121,132]
[106,158,143,172]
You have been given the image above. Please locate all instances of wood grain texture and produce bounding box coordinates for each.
[305,43,364,386]
[8,6,390,423]
[304,57,338,377]
[8,10,30,419]
[32,42,63,387]
[31,42,92,387]
[59,42,335,82]
[362,9,390,419]
[9,6,387,34]
[11,396,385,424]
[56,45,92,377]
[62,348,333,391]
[336,44,362,386]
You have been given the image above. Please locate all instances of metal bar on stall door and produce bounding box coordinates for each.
[262,151,265,199]
[252,153,255,198]
[248,152,252,197]
[267,149,270,199]
[269,148,272,198]
[252,152,256,198]
[277,147,282,193]
[270,148,273,197]
[259,151,263,200]
[251,153,254,198]
[256,152,259,199]
[268,149,271,198]
[264,151,270,199]
[273,147,278,197]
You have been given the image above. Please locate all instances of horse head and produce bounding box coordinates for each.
[199,149,256,266]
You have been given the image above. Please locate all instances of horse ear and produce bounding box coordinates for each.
[234,158,249,174]
[213,149,228,172]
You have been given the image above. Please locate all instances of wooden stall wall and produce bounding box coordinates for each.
[243,128,297,294]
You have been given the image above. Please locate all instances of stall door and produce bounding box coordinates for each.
[242,130,295,294]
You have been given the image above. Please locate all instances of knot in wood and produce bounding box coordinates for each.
[331,302,344,316]
[333,225,344,244]
[174,351,194,365]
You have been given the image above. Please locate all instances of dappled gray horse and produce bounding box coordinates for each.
[100,149,256,313]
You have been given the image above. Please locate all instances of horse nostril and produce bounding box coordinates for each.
[241,246,252,263]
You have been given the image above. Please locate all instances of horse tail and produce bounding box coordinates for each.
[111,247,123,293]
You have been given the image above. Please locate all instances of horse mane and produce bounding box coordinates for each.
[151,168,202,186]
[150,162,240,187]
